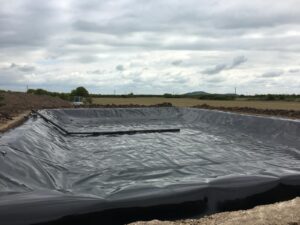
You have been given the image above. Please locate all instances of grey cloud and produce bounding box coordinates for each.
[205,76,226,83]
[0,1,66,49]
[87,69,104,74]
[0,0,300,94]
[116,64,125,71]
[0,62,43,91]
[18,65,35,72]
[69,37,100,46]
[289,68,300,73]
[171,60,183,66]
[162,74,189,84]
[2,0,299,54]
[73,20,102,33]
[202,55,247,75]
[8,63,35,73]
[72,1,300,35]
[228,56,247,69]
[214,7,300,29]
[97,34,300,52]
[0,68,26,86]
[1,0,300,53]
[202,64,227,75]
[77,55,99,64]
[261,70,284,78]
[73,19,163,35]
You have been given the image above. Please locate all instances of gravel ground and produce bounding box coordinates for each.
[129,198,300,225]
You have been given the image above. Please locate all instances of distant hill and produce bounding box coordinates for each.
[183,91,209,96]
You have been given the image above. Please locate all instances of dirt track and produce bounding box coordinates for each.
[130,198,300,225]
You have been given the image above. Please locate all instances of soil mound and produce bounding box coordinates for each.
[0,92,71,125]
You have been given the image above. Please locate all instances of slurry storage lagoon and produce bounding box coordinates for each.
[0,107,300,225]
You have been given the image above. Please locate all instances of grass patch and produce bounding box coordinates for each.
[92,97,300,110]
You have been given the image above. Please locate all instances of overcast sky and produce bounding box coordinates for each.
[0,0,299,94]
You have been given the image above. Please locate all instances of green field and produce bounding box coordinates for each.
[92,97,300,110]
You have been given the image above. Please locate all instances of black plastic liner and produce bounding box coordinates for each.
[0,107,299,225]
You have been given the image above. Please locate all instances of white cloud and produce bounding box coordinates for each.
[0,0,299,94]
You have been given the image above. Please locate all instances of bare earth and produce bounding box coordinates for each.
[129,198,300,225]
[0,110,30,133]
[0,92,71,132]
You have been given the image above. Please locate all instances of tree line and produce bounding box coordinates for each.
[24,87,300,102]
[27,86,90,102]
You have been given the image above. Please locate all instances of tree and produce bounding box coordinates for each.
[71,86,89,97]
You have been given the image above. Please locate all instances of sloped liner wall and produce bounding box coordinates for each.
[0,107,299,225]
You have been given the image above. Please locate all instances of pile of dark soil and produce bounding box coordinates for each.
[0,92,71,124]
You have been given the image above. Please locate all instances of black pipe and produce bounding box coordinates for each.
[33,110,180,136]
[68,128,180,136]
[32,110,70,134]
